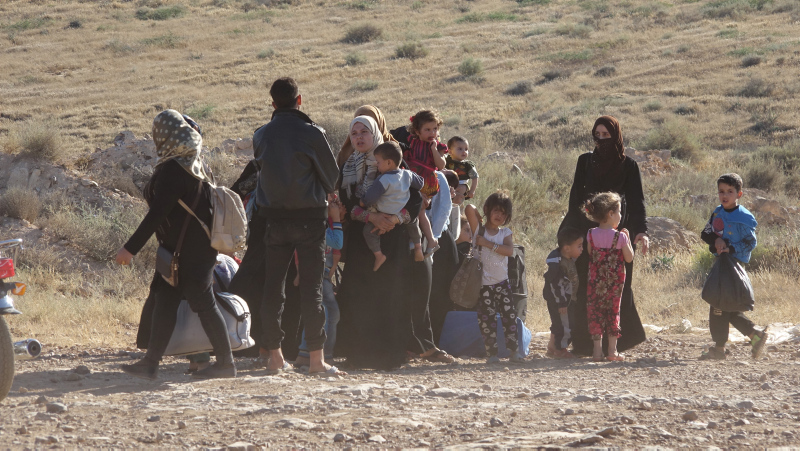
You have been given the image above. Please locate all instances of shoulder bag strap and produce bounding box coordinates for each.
[174,181,204,258]
[178,183,212,240]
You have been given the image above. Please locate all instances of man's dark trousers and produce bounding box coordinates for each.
[260,217,327,352]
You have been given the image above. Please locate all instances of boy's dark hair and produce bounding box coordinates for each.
[374,142,403,167]
[442,169,459,189]
[408,110,443,135]
[557,227,584,249]
[483,190,512,225]
[270,77,299,109]
[717,173,743,192]
[583,191,621,223]
[447,135,468,148]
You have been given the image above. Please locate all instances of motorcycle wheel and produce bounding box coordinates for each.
[0,316,14,402]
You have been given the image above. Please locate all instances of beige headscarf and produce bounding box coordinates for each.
[152,109,210,182]
[336,105,398,169]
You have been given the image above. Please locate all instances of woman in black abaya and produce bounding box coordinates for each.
[559,116,650,356]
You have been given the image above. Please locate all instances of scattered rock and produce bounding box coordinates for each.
[573,395,599,402]
[597,426,620,437]
[61,425,75,432]
[761,383,773,390]
[18,387,28,393]
[649,368,661,376]
[367,435,386,443]
[226,441,259,451]
[490,417,504,427]
[35,395,48,405]
[729,433,748,440]
[46,402,68,414]
[734,418,751,426]
[737,401,755,410]
[34,436,59,445]
[178,421,187,430]
[620,415,636,424]
[276,418,315,430]
[147,415,161,422]
[639,402,653,411]
[485,151,513,162]
[73,365,91,375]
[66,372,84,381]
[481,384,492,391]
[646,217,700,252]
[707,421,718,429]
[682,411,699,421]
[16,425,28,435]
[425,388,460,398]
[35,412,56,421]
[333,433,348,443]
[564,408,576,415]
[783,431,795,437]
[534,392,552,398]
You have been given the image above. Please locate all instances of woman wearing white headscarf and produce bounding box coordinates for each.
[340,115,383,201]
[115,110,235,381]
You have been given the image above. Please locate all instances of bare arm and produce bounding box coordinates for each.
[431,141,446,170]
[475,230,514,257]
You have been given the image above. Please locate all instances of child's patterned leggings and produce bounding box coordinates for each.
[477,279,517,356]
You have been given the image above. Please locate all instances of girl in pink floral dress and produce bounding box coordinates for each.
[583,192,634,362]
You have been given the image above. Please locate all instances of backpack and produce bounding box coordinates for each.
[179,182,248,254]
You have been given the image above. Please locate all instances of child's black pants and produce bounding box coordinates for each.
[709,306,755,347]
[547,300,572,351]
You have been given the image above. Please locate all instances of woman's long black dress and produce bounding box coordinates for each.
[336,221,414,369]
[559,152,648,355]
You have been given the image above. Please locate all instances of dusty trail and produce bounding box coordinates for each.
[2,333,800,449]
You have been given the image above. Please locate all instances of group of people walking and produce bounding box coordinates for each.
[114,76,770,380]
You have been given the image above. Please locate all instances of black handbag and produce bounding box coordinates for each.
[156,182,203,287]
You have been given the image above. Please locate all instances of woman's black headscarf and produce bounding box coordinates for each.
[591,115,625,180]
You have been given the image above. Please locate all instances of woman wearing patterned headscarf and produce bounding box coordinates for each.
[115,110,236,380]
[340,115,384,201]
[558,115,650,358]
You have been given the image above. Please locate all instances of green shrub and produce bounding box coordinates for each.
[717,28,740,38]
[641,120,703,162]
[457,13,484,23]
[347,0,379,10]
[67,20,83,29]
[554,23,592,38]
[738,78,773,97]
[458,57,483,77]
[343,24,382,44]
[348,79,379,92]
[674,104,697,115]
[140,32,183,48]
[257,48,276,59]
[8,16,52,31]
[643,100,662,112]
[105,39,137,54]
[0,188,41,223]
[540,68,570,83]
[185,104,215,120]
[344,52,366,66]
[135,6,186,21]
[741,54,762,67]
[506,81,532,96]
[744,161,784,192]
[395,42,428,60]
[10,123,60,162]
[749,106,780,134]
[594,65,616,77]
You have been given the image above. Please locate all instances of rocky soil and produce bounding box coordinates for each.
[2,332,800,449]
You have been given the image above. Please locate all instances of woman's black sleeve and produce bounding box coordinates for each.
[561,154,588,231]
[124,163,186,255]
[404,188,423,219]
[230,159,258,198]
[624,159,648,237]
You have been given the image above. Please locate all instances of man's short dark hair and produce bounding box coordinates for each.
[717,173,743,192]
[270,77,299,109]
[557,227,584,249]
[374,142,403,167]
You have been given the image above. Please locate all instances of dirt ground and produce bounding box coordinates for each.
[2,332,800,449]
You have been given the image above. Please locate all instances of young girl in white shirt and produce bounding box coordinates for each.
[466,190,521,364]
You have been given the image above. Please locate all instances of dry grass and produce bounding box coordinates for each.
[0,188,41,223]
[1,0,799,347]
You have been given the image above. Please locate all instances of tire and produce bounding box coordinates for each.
[0,316,14,402]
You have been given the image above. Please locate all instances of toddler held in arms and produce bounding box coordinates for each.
[403,110,447,260]
[360,142,424,271]
[583,192,635,362]
[445,136,479,201]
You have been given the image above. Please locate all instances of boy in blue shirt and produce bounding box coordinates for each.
[699,173,769,360]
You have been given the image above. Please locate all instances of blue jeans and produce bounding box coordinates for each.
[298,272,339,360]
